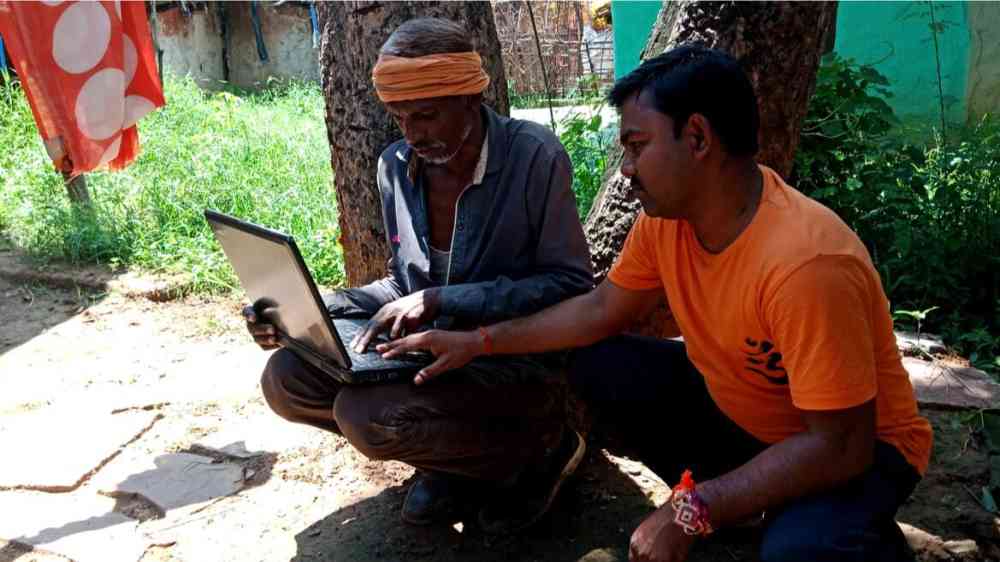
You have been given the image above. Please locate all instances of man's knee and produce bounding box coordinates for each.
[759,517,896,562]
[260,349,306,422]
[566,340,617,401]
[760,533,830,562]
[333,386,414,461]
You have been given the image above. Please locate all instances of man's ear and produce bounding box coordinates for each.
[685,113,714,160]
[466,92,484,109]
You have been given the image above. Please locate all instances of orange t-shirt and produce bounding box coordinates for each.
[608,166,932,474]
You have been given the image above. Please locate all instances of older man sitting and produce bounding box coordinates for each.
[245,18,593,534]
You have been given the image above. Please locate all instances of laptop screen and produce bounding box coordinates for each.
[205,211,349,369]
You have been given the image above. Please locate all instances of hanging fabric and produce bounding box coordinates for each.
[0,1,165,175]
[0,33,7,71]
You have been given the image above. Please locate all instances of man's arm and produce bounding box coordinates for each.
[436,146,594,325]
[629,401,875,562]
[701,400,875,525]
[323,264,405,319]
[378,279,661,383]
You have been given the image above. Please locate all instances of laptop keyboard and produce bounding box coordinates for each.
[334,319,431,370]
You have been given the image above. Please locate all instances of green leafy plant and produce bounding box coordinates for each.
[893,306,939,340]
[952,326,1000,374]
[795,55,999,371]
[557,106,612,218]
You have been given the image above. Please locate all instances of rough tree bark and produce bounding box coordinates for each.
[317,1,509,286]
[583,1,838,336]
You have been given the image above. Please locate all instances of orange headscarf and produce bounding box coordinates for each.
[372,52,490,102]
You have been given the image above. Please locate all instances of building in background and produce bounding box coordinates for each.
[493,0,614,102]
[150,1,319,90]
[148,0,998,124]
[151,1,615,104]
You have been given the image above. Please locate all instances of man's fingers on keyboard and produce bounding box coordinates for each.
[377,335,412,358]
[353,319,378,351]
[390,315,407,340]
[350,321,370,347]
[413,358,447,385]
[367,317,394,350]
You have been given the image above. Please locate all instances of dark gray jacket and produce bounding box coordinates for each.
[325,105,593,326]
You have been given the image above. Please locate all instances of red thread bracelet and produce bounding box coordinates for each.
[478,326,493,355]
[670,469,714,536]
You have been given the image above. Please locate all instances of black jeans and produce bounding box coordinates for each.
[568,335,921,562]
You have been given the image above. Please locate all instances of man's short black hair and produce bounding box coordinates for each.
[608,44,759,157]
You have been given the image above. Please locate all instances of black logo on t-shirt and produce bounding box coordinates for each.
[742,338,788,385]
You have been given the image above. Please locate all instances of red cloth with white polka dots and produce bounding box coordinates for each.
[0,1,164,174]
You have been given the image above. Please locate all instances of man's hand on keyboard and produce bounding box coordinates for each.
[376,329,483,385]
[351,289,442,353]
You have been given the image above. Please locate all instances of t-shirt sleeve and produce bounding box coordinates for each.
[766,254,879,411]
[607,213,664,291]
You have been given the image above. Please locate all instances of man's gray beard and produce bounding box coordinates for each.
[424,122,473,165]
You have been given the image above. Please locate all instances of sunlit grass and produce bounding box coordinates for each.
[0,74,344,293]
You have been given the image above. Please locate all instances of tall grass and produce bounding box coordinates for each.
[0,75,343,292]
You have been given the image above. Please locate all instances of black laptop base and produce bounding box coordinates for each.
[278,328,424,385]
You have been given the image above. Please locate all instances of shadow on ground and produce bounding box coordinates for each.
[0,242,111,356]
[292,447,759,562]
[0,276,105,356]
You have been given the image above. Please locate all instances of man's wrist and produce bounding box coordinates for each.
[694,478,722,530]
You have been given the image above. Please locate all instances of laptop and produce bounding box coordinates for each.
[204,209,430,384]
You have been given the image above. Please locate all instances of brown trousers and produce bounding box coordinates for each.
[260,349,565,482]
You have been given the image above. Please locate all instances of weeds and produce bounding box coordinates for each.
[0,76,343,293]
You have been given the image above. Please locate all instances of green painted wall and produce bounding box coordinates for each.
[834,1,970,123]
[610,0,663,80]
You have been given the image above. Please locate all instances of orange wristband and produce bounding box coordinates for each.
[478,326,493,355]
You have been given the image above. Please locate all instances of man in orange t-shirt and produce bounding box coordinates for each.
[380,45,931,562]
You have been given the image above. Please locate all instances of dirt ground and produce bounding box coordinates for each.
[1,262,998,562]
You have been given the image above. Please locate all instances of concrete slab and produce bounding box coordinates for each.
[0,490,145,562]
[896,331,947,355]
[96,452,245,514]
[195,416,323,458]
[904,358,1000,409]
[138,476,367,562]
[1,341,267,414]
[0,408,160,492]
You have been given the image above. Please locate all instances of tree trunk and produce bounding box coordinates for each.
[583,1,838,337]
[317,1,509,287]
